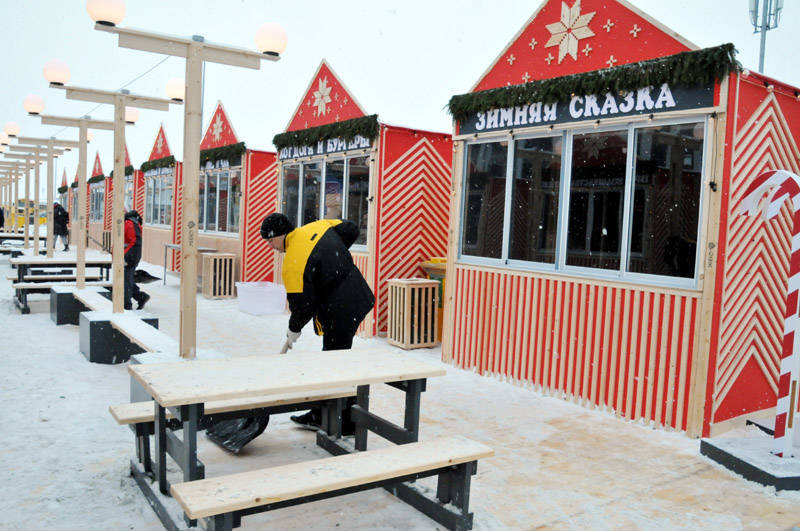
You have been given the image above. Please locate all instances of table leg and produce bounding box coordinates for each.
[403,379,423,443]
[154,404,168,495]
[355,385,370,451]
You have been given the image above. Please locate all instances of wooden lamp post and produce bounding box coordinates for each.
[3,153,41,249]
[15,136,80,258]
[6,145,66,252]
[50,84,178,313]
[92,2,286,359]
[38,114,115,288]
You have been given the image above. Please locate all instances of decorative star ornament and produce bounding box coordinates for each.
[545,0,596,63]
[212,115,224,142]
[155,135,164,155]
[312,78,333,117]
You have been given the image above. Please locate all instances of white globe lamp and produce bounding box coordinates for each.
[124,107,139,125]
[86,0,125,26]
[255,23,287,56]
[43,60,71,86]
[24,95,45,116]
[165,78,185,103]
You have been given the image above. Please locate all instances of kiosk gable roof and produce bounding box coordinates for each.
[471,0,697,93]
[148,124,172,161]
[61,169,67,188]
[91,152,103,177]
[285,59,367,132]
[200,102,240,150]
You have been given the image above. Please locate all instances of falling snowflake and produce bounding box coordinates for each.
[545,0,596,63]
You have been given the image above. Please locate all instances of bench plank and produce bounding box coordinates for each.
[171,436,493,520]
[109,314,177,353]
[109,387,357,425]
[129,349,447,408]
[72,289,114,312]
[13,280,112,290]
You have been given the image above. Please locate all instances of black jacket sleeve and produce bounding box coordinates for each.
[333,220,360,249]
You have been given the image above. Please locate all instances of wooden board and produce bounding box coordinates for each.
[171,436,493,519]
[109,387,358,425]
[9,256,111,266]
[72,289,113,312]
[108,314,178,353]
[129,349,446,407]
[13,281,112,290]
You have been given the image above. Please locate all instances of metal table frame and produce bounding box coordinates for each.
[163,243,216,285]
[12,259,111,314]
[131,376,476,530]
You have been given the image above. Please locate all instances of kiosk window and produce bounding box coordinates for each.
[462,141,508,259]
[302,162,322,225]
[347,156,370,246]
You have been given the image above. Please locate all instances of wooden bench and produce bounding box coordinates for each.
[108,314,177,353]
[72,288,113,313]
[7,274,103,282]
[13,280,112,314]
[170,436,493,530]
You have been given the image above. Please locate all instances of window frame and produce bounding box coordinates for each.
[144,168,173,229]
[457,115,709,290]
[198,160,241,237]
[280,153,371,252]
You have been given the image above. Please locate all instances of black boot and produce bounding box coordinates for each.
[135,292,150,310]
[290,410,322,431]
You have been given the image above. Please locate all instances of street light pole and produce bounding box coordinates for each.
[40,115,114,288]
[16,136,80,257]
[95,21,283,359]
[51,85,177,312]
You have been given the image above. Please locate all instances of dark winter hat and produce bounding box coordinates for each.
[260,213,294,240]
[125,209,141,221]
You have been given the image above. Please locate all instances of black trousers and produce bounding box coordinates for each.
[322,333,354,351]
[304,332,357,432]
[124,264,141,310]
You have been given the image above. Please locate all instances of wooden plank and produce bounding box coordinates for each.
[109,314,178,353]
[73,289,114,312]
[109,387,358,425]
[10,256,111,266]
[13,281,111,290]
[129,348,446,407]
[170,436,494,520]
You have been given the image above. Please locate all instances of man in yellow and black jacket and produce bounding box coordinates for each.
[261,213,374,430]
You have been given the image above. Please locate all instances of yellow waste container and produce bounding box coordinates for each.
[420,257,446,341]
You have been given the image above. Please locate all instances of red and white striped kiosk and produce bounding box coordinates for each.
[441,0,800,483]
[273,60,452,336]
[148,104,279,282]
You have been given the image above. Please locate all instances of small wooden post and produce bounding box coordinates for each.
[112,97,126,313]
[46,140,55,258]
[33,151,40,252]
[179,41,203,359]
[77,123,88,289]
[23,160,30,249]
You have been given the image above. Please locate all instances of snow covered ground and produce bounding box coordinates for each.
[1,252,799,530]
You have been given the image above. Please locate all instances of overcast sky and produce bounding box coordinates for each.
[2,0,797,193]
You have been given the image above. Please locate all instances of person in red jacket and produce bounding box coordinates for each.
[123,210,149,310]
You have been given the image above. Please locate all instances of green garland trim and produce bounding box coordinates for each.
[87,175,105,185]
[70,182,77,189]
[108,165,134,177]
[141,155,176,173]
[200,142,246,166]
[447,43,739,123]
[57,185,68,194]
[272,115,379,150]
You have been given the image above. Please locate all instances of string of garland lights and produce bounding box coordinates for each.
[199,141,246,166]
[272,114,379,150]
[140,155,175,173]
[447,43,740,122]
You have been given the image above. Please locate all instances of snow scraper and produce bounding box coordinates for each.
[205,340,292,453]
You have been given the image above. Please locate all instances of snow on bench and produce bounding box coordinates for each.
[72,289,113,312]
[13,280,112,291]
[108,313,178,353]
[109,387,358,425]
[7,274,103,281]
[170,436,494,525]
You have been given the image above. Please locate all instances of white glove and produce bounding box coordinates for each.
[286,330,301,349]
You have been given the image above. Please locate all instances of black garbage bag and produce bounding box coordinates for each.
[134,269,161,284]
[205,413,270,454]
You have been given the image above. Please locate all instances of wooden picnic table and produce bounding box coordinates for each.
[127,348,446,527]
[9,255,112,313]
